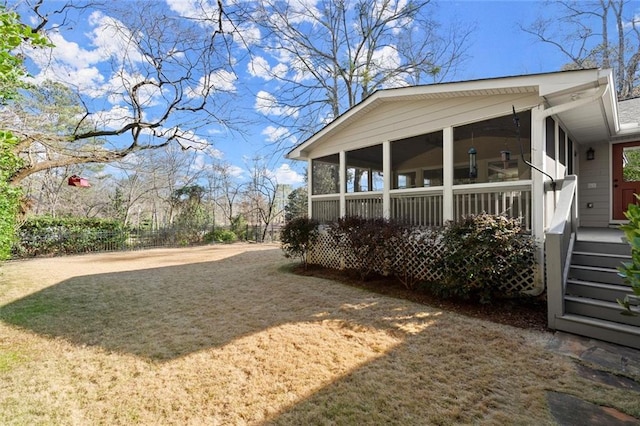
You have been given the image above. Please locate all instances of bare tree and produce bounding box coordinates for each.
[521,0,640,99]
[210,162,244,227]
[3,0,238,185]
[248,0,472,146]
[244,156,285,242]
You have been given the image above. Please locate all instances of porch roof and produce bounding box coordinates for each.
[287,68,620,161]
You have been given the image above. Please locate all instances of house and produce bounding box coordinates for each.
[286,68,640,349]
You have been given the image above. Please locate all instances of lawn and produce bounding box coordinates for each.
[0,244,637,424]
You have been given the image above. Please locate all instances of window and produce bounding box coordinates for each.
[453,111,532,184]
[346,145,383,192]
[559,128,566,167]
[396,172,417,189]
[391,131,443,189]
[623,146,640,182]
[312,154,340,195]
[567,139,574,174]
[546,117,556,160]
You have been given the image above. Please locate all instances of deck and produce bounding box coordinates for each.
[577,227,626,243]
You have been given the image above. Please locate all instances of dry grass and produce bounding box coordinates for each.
[0,244,637,425]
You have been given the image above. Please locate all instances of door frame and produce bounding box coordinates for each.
[611,141,640,222]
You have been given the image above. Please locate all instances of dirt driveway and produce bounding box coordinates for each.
[0,244,637,424]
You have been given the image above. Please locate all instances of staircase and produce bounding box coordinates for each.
[555,239,640,349]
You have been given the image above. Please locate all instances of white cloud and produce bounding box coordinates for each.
[25,31,106,92]
[224,164,245,179]
[272,63,289,79]
[25,12,146,98]
[165,0,240,35]
[273,163,304,185]
[165,0,219,23]
[192,146,224,172]
[248,56,288,80]
[371,45,401,70]
[87,11,145,64]
[273,0,321,25]
[91,105,132,130]
[210,70,237,92]
[261,125,288,142]
[254,91,298,117]
[359,45,409,89]
[234,22,262,47]
[153,127,211,151]
[261,125,296,145]
[248,56,271,79]
[372,0,412,34]
[100,70,162,106]
[187,70,237,98]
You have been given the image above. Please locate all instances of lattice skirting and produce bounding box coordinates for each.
[308,231,543,295]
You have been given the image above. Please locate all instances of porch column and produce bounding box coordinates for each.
[307,158,313,218]
[339,150,346,217]
[531,106,546,244]
[443,126,454,222]
[531,105,547,290]
[383,140,391,219]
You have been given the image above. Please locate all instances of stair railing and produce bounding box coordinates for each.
[545,175,578,329]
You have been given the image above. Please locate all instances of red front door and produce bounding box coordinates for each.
[612,142,640,220]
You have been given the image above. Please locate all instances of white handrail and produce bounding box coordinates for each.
[545,175,578,329]
[547,175,578,235]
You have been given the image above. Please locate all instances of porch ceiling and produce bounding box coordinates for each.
[545,86,616,145]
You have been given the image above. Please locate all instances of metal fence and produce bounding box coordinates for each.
[12,224,284,259]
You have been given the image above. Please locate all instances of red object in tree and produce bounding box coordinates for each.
[68,175,91,187]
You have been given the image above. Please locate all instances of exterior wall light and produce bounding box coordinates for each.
[586,147,595,161]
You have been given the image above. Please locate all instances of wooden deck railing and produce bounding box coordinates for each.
[310,181,532,228]
[345,193,383,218]
[453,182,532,230]
[390,190,444,226]
[311,195,340,224]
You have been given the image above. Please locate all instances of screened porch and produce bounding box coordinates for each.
[308,111,533,230]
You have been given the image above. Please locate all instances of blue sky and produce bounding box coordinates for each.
[452,1,562,79]
[17,0,640,187]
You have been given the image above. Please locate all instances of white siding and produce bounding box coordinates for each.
[306,93,541,159]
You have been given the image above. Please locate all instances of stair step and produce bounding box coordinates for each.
[566,279,632,302]
[573,240,630,256]
[571,251,631,269]
[568,265,624,285]
[564,296,640,327]
[554,314,640,350]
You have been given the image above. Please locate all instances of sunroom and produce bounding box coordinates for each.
[286,69,614,248]
[307,110,535,231]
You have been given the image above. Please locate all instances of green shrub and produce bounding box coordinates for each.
[204,229,237,244]
[0,183,20,260]
[436,214,535,303]
[0,131,22,260]
[328,217,403,281]
[231,215,247,240]
[280,217,319,269]
[13,216,127,257]
[618,195,640,316]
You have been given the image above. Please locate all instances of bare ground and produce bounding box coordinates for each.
[0,244,637,425]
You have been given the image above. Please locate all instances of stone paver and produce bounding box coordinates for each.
[546,332,640,425]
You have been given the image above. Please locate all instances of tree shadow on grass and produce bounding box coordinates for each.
[0,249,435,362]
[2,248,633,423]
[263,320,563,425]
